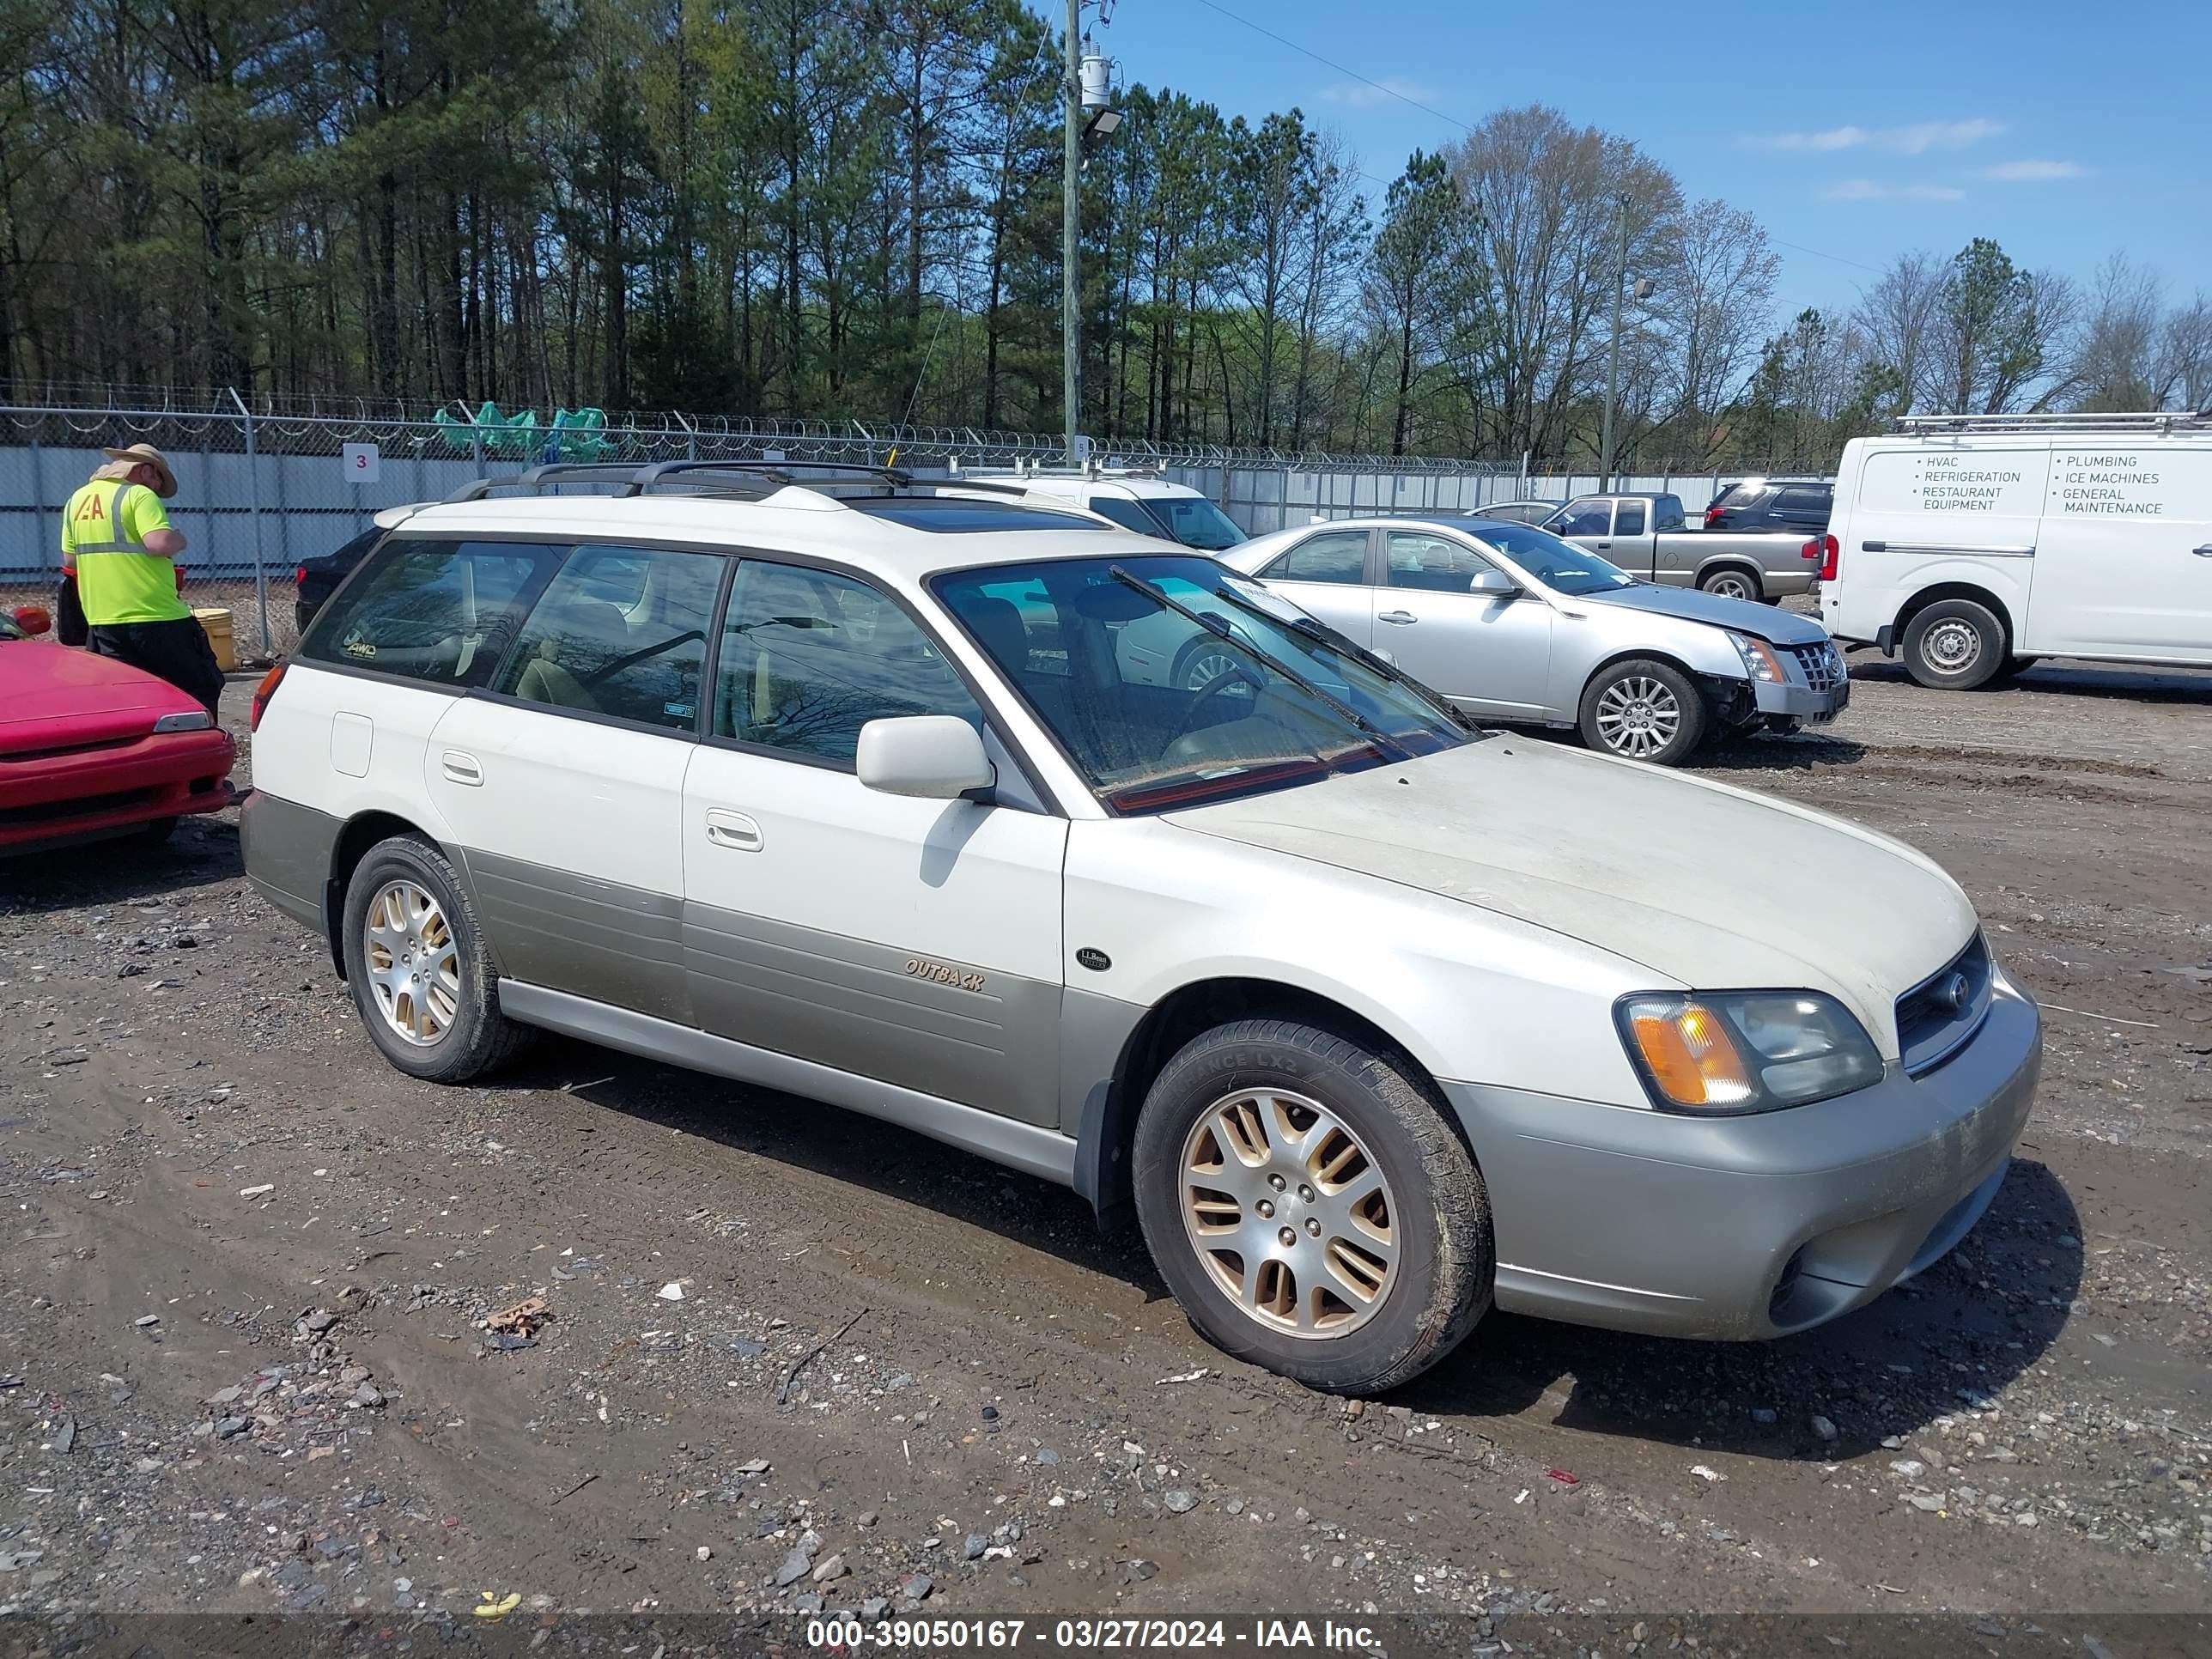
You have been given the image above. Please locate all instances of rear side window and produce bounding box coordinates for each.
[494,545,724,732]
[1711,483,1766,511]
[301,539,561,688]
[1263,531,1369,584]
[713,560,980,763]
[1554,499,1612,537]
[1776,485,1832,513]
[1614,501,1647,537]
[1654,495,1686,530]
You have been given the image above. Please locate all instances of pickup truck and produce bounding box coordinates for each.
[1540,493,1821,602]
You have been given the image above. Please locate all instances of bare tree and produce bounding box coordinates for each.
[1850,250,1945,416]
[1641,200,1776,461]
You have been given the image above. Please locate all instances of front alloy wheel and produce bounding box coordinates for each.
[1577,658,1709,766]
[1133,1018,1492,1394]
[1180,1088,1399,1337]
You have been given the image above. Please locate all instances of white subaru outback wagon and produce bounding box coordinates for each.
[243,462,2041,1394]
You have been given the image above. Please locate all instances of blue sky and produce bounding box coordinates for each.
[1064,0,2210,322]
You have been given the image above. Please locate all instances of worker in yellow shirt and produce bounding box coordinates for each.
[58,444,225,717]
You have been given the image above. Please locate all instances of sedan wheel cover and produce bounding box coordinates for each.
[1182,649,1240,692]
[1179,1089,1400,1339]
[1924,618,1982,673]
[363,879,462,1046]
[1595,676,1682,757]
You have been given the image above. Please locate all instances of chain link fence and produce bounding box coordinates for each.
[1,390,1757,665]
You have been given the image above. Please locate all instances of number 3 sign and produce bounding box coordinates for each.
[341,442,381,485]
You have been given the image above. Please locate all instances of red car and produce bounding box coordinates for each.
[0,605,235,854]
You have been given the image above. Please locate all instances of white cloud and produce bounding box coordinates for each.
[1319,76,1438,110]
[1821,179,1967,204]
[1768,125,1871,152]
[1980,159,2088,181]
[1884,118,2005,154]
[1759,118,2003,155]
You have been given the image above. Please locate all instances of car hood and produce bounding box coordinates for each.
[0,641,201,753]
[1572,581,1830,645]
[1164,738,1974,1048]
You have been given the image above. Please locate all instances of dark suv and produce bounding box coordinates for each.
[1704,479,1832,533]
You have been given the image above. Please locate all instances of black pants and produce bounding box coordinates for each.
[89,618,227,720]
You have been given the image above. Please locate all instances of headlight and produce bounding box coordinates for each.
[1724,630,1785,684]
[151,710,211,733]
[1615,991,1884,1113]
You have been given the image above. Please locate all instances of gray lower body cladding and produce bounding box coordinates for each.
[239,789,341,935]
[1439,984,2040,1340]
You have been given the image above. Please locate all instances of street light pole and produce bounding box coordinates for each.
[1062,0,1081,466]
[1598,192,1628,493]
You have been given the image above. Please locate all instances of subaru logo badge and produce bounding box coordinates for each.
[1934,971,1972,1014]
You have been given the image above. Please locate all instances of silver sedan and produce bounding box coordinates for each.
[1221,516,1848,766]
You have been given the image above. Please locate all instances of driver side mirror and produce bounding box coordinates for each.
[856,715,995,799]
[11,605,51,636]
[1468,570,1517,599]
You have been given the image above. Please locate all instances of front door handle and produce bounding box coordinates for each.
[704,809,763,852]
[1595,541,1613,550]
[1378,610,1418,625]
[441,750,483,787]
[2194,544,2212,558]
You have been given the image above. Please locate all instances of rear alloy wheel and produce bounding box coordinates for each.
[1578,658,1709,766]
[343,835,529,1083]
[1133,1019,1492,1394]
[1170,638,1245,695]
[1698,567,1763,603]
[1902,598,2006,690]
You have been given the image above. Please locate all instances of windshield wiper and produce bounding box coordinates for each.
[1106,565,1410,759]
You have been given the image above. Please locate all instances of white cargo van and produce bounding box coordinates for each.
[1820,412,2212,687]
[957,465,1248,552]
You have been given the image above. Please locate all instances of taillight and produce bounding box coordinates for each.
[250,662,287,732]
[294,565,307,586]
[1705,504,1724,526]
[1817,534,1839,581]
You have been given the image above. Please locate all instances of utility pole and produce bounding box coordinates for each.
[1061,0,1081,466]
[1598,192,1628,493]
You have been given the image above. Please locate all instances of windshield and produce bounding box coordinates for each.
[933,555,1467,813]
[1466,522,1638,596]
[1139,495,1247,550]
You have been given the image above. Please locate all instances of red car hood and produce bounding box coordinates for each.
[0,641,204,755]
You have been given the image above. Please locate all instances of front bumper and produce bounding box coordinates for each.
[0,727,235,853]
[1441,976,2041,1340]
[1753,673,1849,723]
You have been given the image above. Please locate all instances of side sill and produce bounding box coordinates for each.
[495,979,1080,1188]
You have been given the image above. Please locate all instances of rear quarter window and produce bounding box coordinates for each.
[300,538,564,689]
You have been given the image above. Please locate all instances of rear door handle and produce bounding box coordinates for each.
[704,809,763,852]
[1595,541,1612,550]
[1377,610,1418,625]
[2194,544,2212,558]
[441,750,483,787]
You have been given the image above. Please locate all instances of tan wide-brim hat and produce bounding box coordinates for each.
[98,442,179,498]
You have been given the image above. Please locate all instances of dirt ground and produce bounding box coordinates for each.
[1,651,2208,1647]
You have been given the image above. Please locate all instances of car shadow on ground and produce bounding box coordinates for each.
[1693,732,1869,772]
[1400,1157,2080,1462]
[0,814,241,912]
[495,1035,2074,1462]
[489,1032,1170,1291]
[1844,656,2212,705]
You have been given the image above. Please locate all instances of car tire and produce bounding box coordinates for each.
[1902,599,2006,690]
[1698,567,1763,603]
[1577,659,1709,766]
[342,834,529,1084]
[1132,1018,1492,1395]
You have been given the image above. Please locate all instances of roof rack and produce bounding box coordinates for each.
[441,459,1034,505]
[1892,411,2209,435]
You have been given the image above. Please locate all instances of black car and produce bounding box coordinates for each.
[1702,478,1832,533]
[295,528,383,638]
